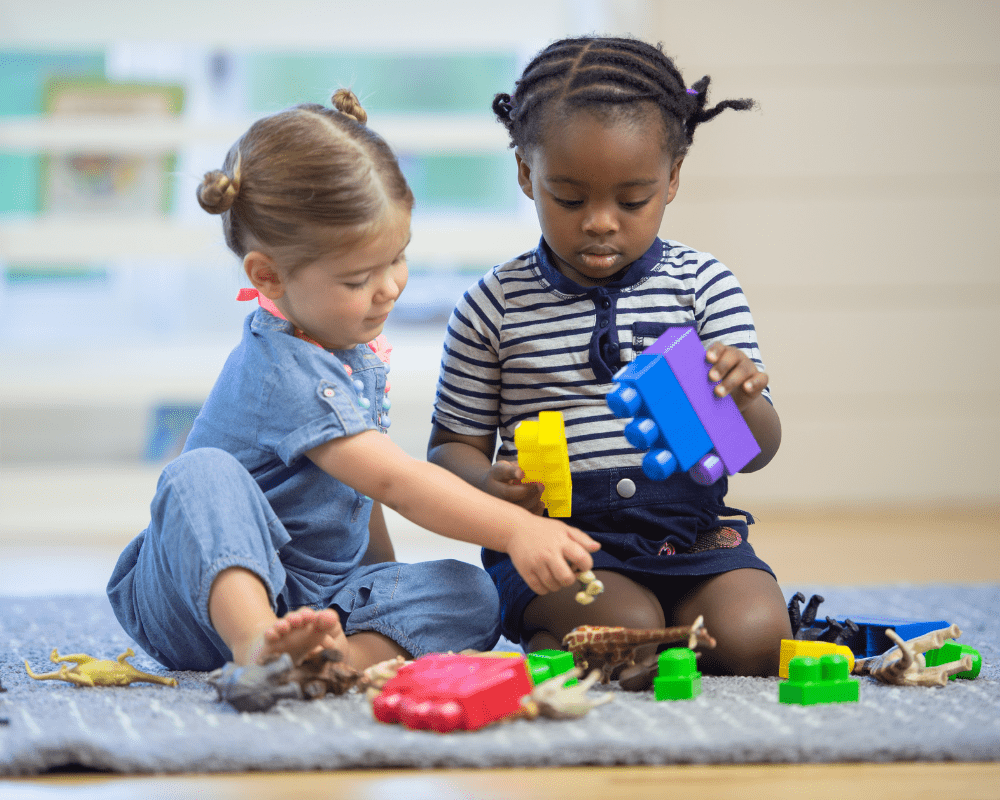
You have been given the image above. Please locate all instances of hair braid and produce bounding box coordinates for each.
[494,36,756,159]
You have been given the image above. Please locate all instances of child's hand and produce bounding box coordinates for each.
[481,460,546,516]
[705,343,769,412]
[506,519,600,595]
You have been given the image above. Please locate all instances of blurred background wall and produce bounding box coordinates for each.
[1,1,997,553]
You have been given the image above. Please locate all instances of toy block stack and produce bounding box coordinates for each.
[778,654,860,706]
[515,410,573,516]
[653,648,702,701]
[606,327,760,485]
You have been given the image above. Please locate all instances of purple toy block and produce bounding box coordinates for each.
[645,328,760,475]
[607,354,713,474]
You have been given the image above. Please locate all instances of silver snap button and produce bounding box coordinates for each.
[616,478,636,498]
[323,388,335,397]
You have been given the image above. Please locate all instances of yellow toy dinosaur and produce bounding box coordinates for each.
[24,648,178,688]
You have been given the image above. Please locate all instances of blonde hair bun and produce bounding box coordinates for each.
[197,167,241,214]
[332,88,368,125]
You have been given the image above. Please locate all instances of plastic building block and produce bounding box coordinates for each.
[645,328,761,475]
[778,639,855,679]
[924,642,982,680]
[526,649,578,687]
[653,648,702,701]
[778,654,860,706]
[515,410,573,517]
[606,327,759,485]
[371,653,533,732]
[834,615,951,658]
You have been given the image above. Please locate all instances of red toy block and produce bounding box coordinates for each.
[371,653,533,732]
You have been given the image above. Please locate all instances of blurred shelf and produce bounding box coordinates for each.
[0,113,509,154]
[0,216,539,264]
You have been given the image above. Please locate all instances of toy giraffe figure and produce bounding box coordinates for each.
[25,648,178,688]
[562,616,717,683]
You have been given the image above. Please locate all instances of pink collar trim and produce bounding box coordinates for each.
[236,288,392,367]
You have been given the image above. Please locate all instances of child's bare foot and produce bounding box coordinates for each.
[246,607,347,667]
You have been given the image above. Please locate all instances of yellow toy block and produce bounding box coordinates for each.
[779,639,855,678]
[515,411,573,517]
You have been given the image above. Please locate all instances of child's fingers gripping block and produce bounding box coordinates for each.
[606,327,760,485]
[514,411,572,517]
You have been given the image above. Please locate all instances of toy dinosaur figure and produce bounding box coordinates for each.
[853,624,974,687]
[562,616,717,683]
[787,592,859,645]
[208,648,362,712]
[24,648,178,688]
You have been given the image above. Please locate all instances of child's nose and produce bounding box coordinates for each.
[376,265,406,300]
[582,204,618,235]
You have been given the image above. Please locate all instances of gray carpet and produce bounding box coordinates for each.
[1,584,998,775]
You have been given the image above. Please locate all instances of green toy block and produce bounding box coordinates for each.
[526,649,577,686]
[778,654,859,706]
[923,642,982,680]
[653,648,702,701]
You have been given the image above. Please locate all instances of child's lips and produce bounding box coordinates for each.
[579,248,620,269]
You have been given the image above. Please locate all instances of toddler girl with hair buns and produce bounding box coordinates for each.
[108,89,599,674]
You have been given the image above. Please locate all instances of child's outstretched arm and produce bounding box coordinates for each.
[705,343,782,471]
[307,431,598,594]
[427,425,545,514]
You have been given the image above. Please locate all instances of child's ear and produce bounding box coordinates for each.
[243,251,285,300]
[666,157,684,205]
[514,147,535,200]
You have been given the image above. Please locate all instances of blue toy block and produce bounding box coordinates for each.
[645,328,760,475]
[835,616,951,658]
[606,326,760,484]
[607,353,713,477]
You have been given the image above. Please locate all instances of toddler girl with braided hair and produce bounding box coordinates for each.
[108,89,599,675]
[429,37,792,678]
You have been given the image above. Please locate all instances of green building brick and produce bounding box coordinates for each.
[779,654,859,706]
[923,642,982,680]
[526,649,577,686]
[653,647,702,701]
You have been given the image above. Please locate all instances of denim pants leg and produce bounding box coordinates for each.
[107,447,291,671]
[329,559,502,657]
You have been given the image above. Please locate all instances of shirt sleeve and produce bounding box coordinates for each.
[261,344,377,466]
[690,255,772,402]
[432,270,505,437]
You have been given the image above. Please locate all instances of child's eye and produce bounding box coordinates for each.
[345,276,370,289]
[553,197,583,209]
[621,198,652,211]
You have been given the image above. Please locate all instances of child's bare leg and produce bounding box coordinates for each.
[209,567,410,670]
[344,631,410,667]
[523,570,665,655]
[208,567,344,666]
[671,568,791,677]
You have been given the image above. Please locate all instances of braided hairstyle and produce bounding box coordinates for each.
[197,88,413,271]
[493,36,756,160]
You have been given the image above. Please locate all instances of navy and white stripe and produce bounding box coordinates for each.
[433,238,769,474]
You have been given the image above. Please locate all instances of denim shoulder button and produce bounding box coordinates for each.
[616,478,636,498]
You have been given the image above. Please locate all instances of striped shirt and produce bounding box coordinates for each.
[433,238,769,474]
